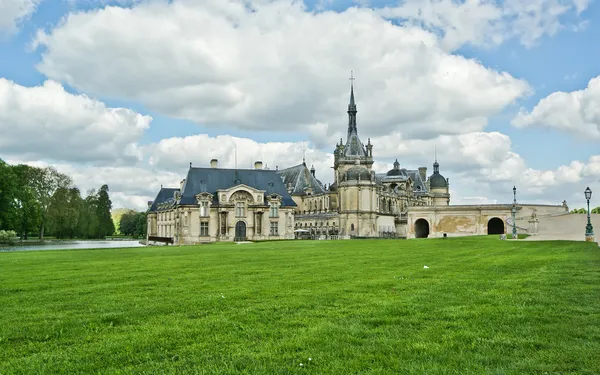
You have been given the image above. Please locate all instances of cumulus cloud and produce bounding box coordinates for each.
[0,78,151,164]
[0,0,40,33]
[511,75,600,139]
[33,0,529,140]
[141,132,600,207]
[377,0,590,50]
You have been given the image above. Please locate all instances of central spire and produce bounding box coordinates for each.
[347,71,357,138]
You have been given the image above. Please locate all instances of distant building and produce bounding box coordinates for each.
[147,79,566,244]
[147,165,296,243]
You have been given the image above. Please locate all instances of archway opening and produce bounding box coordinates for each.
[235,221,247,241]
[415,219,429,238]
[487,217,505,235]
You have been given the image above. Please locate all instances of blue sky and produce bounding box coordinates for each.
[1,0,599,209]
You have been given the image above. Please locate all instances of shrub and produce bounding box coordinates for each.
[0,230,17,245]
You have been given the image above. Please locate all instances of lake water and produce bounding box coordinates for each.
[0,240,146,252]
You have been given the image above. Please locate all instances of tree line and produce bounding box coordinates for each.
[0,159,117,240]
[570,207,600,214]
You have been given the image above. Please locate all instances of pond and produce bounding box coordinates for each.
[0,240,146,252]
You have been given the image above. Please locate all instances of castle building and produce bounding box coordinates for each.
[146,79,565,244]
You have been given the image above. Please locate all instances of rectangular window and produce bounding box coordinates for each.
[200,201,209,217]
[256,213,262,235]
[270,221,278,236]
[200,222,209,237]
[220,213,227,235]
[269,202,279,218]
[236,202,245,217]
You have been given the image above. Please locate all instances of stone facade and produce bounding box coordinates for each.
[147,166,296,244]
[147,81,568,243]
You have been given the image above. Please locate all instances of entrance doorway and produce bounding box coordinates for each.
[235,221,247,241]
[487,217,505,235]
[415,219,430,238]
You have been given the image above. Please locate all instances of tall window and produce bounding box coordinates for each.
[269,202,278,218]
[199,201,209,217]
[270,221,278,235]
[200,222,209,237]
[236,202,245,217]
[256,213,262,235]
[220,213,227,235]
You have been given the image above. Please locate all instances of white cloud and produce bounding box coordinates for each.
[10,129,600,211]
[0,78,151,164]
[0,0,40,33]
[511,75,600,139]
[33,0,529,140]
[377,0,590,50]
[141,132,600,207]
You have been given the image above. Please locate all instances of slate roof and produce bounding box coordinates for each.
[343,133,368,157]
[148,188,179,212]
[375,169,429,194]
[407,170,429,194]
[179,167,297,207]
[277,163,326,196]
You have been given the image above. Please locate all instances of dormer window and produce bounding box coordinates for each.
[269,202,279,218]
[199,201,209,217]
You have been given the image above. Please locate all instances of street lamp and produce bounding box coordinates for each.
[512,186,518,239]
[585,187,594,242]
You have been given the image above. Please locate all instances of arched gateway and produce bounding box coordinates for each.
[235,221,247,241]
[415,219,430,238]
[487,217,505,235]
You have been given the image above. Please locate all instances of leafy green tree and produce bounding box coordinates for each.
[119,210,147,238]
[11,165,43,239]
[0,159,18,231]
[119,210,137,236]
[25,166,73,240]
[97,185,115,237]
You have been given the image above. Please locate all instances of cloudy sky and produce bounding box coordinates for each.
[1,0,599,210]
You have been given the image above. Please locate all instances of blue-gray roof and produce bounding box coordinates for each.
[179,167,297,207]
[277,163,325,195]
[148,188,179,212]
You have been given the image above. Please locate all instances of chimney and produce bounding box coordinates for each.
[310,165,316,177]
[210,159,218,168]
[254,160,263,169]
[418,167,427,181]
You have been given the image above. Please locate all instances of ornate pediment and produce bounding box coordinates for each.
[230,190,254,203]
[195,192,213,203]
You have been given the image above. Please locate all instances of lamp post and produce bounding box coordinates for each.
[585,187,594,242]
[512,186,518,239]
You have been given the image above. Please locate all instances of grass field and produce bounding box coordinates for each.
[1,237,599,374]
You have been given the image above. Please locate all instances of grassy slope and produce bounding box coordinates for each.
[1,237,599,374]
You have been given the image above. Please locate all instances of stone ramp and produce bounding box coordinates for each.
[525,213,600,242]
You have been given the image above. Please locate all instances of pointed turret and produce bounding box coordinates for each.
[347,72,358,138]
[342,71,367,158]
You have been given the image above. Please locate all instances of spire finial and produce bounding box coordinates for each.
[347,71,357,137]
[434,144,437,162]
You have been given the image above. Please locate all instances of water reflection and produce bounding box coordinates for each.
[0,240,146,252]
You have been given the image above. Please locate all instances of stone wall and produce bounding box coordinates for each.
[406,204,566,238]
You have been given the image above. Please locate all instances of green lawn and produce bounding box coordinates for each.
[1,237,599,374]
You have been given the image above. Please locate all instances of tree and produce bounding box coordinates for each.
[119,210,147,238]
[119,210,137,236]
[26,166,72,240]
[96,185,115,237]
[11,164,43,239]
[0,159,18,231]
